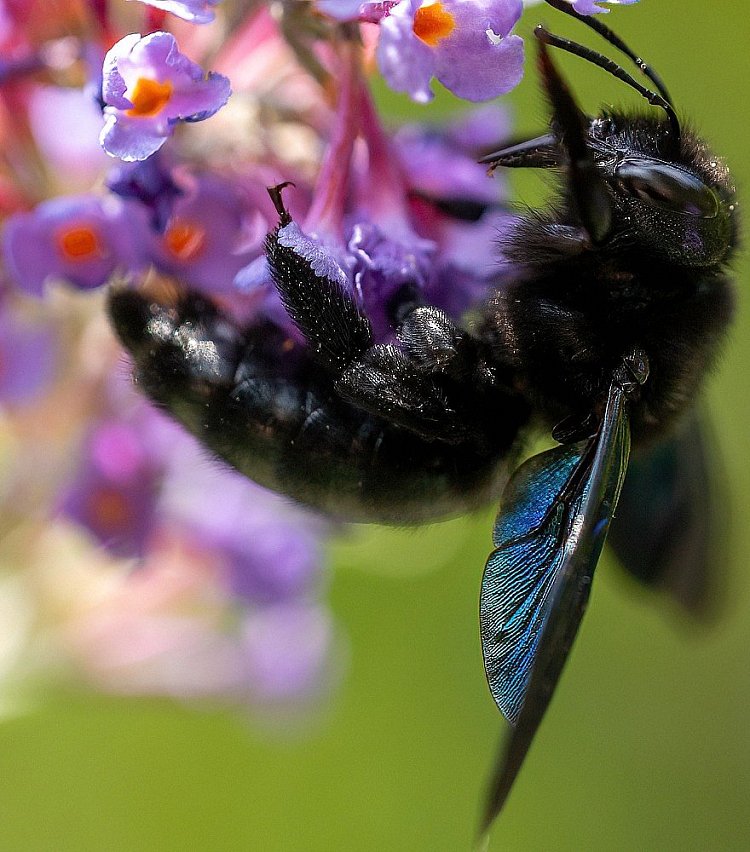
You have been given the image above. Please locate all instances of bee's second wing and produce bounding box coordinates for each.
[479,380,631,834]
[608,410,727,618]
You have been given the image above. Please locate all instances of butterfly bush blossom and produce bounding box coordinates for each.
[0,0,638,720]
[100,31,231,161]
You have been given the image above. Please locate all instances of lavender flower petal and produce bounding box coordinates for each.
[314,0,367,19]
[315,1,397,21]
[0,305,58,404]
[241,603,336,702]
[234,255,270,293]
[149,174,262,294]
[106,152,184,232]
[101,33,137,110]
[57,419,163,558]
[433,0,524,101]
[127,0,223,24]
[376,0,435,104]
[445,103,511,150]
[101,112,171,161]
[394,111,507,206]
[347,221,434,339]
[158,443,331,605]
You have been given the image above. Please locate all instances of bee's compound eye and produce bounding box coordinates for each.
[615,158,719,218]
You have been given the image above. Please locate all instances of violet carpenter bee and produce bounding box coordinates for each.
[107,0,738,835]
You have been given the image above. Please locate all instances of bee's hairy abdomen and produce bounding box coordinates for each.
[108,289,515,523]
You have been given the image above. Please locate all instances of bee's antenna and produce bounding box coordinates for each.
[536,36,613,244]
[543,0,673,105]
[534,26,681,156]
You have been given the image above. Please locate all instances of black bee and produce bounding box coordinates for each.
[107,0,738,836]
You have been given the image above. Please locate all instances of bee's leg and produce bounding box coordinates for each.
[336,305,520,447]
[267,219,524,447]
[264,223,374,376]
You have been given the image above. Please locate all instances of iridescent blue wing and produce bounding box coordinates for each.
[608,410,727,618]
[478,380,631,833]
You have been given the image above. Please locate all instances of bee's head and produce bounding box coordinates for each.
[585,114,738,267]
[482,23,738,270]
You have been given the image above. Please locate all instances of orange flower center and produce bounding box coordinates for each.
[413,2,456,46]
[89,487,133,533]
[56,225,102,262]
[127,77,173,117]
[164,219,207,261]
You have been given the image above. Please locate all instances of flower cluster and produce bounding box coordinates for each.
[0,0,638,718]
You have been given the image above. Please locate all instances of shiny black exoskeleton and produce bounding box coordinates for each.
[482,106,737,447]
[108,2,739,834]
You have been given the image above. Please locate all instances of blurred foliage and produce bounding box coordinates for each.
[1,1,749,849]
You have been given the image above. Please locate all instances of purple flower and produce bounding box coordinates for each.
[127,0,223,23]
[106,153,184,232]
[315,1,397,21]
[394,105,510,207]
[159,455,330,605]
[2,194,149,296]
[388,106,520,317]
[226,523,323,605]
[347,221,434,338]
[58,419,164,558]
[0,302,58,405]
[443,101,512,150]
[315,0,369,18]
[148,173,266,295]
[100,32,231,161]
[241,603,336,703]
[377,0,524,103]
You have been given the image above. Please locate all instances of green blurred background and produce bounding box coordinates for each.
[2,1,749,849]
